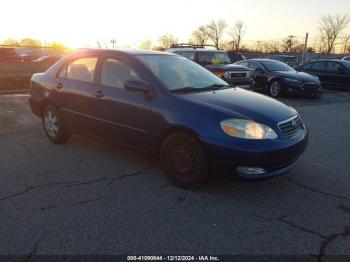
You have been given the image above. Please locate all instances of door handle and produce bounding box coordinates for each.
[92,90,104,98]
[54,83,63,89]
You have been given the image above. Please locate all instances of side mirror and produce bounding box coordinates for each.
[124,80,151,94]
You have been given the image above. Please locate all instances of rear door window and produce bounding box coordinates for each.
[63,57,98,83]
[325,62,342,72]
[310,62,326,71]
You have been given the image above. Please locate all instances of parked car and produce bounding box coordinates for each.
[295,59,350,89]
[0,48,21,62]
[21,53,37,62]
[235,59,322,98]
[32,56,62,71]
[29,49,308,188]
[167,44,254,89]
[33,55,61,64]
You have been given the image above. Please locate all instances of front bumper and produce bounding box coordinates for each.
[284,82,322,96]
[224,79,254,89]
[200,129,308,179]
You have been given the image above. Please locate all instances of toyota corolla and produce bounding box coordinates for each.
[29,50,308,188]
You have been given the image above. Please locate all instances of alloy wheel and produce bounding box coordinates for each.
[270,81,281,97]
[44,110,59,138]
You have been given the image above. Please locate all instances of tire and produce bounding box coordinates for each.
[42,105,71,144]
[269,80,284,98]
[160,132,209,189]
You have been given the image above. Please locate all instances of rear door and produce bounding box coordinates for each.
[90,55,154,151]
[324,61,349,87]
[51,56,99,134]
[304,61,328,84]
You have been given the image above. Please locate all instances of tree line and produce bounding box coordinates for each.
[2,13,349,55]
[144,13,350,55]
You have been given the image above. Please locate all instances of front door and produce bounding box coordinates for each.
[249,61,268,89]
[91,56,154,151]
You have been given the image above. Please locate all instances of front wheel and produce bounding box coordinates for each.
[42,105,71,144]
[269,80,284,97]
[160,132,209,189]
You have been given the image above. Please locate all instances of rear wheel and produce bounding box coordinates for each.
[160,132,209,189]
[269,80,283,97]
[42,105,71,144]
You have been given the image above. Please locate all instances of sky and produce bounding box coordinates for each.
[0,0,349,48]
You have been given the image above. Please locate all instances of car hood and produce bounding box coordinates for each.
[274,70,318,82]
[205,64,250,72]
[180,88,297,125]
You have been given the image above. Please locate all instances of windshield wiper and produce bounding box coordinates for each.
[170,86,201,93]
[203,84,230,90]
[170,84,230,93]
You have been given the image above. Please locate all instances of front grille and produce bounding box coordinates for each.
[225,71,249,79]
[230,72,246,78]
[278,115,303,138]
[303,83,320,90]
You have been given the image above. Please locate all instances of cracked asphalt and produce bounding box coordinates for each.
[0,90,350,258]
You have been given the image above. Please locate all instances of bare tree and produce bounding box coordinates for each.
[319,13,350,54]
[190,26,210,45]
[2,38,20,47]
[20,38,41,47]
[207,20,227,49]
[158,33,178,50]
[139,39,153,50]
[342,35,350,54]
[262,40,281,53]
[228,20,246,51]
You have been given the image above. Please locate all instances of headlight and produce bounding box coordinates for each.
[215,71,225,78]
[284,77,302,84]
[221,119,278,139]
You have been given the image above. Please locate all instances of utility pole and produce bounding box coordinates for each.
[301,33,309,64]
[288,35,295,53]
[111,38,116,49]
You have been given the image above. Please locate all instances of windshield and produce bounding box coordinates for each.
[136,54,228,91]
[197,51,231,65]
[261,60,295,72]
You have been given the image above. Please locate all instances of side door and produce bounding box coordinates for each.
[91,55,154,151]
[249,61,268,89]
[50,56,99,134]
[324,61,349,87]
[305,61,328,84]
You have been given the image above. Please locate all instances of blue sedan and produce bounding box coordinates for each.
[29,50,308,188]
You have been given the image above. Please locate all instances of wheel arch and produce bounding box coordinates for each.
[158,125,200,151]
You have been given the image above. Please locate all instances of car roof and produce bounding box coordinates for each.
[70,49,175,57]
[244,59,277,63]
[167,48,226,53]
[309,59,343,63]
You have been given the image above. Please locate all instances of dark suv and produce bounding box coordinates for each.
[167,44,253,89]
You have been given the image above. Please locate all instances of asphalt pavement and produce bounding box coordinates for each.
[0,90,350,259]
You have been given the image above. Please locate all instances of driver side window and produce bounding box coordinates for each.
[249,62,263,71]
[100,58,141,89]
